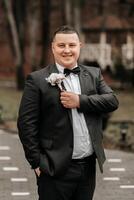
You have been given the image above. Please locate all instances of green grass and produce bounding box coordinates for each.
[104,88,134,152]
[111,89,134,122]
[0,87,22,121]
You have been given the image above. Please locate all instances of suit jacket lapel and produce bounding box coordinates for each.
[48,64,73,125]
[79,65,90,95]
[48,64,59,75]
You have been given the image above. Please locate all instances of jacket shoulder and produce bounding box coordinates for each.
[25,66,51,87]
[30,66,50,78]
[79,64,101,77]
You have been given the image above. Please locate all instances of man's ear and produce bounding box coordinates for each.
[80,42,83,48]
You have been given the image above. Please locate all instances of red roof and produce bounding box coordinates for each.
[83,15,134,30]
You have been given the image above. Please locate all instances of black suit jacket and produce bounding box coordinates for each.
[17,64,119,176]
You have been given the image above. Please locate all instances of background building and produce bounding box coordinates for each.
[0,0,134,78]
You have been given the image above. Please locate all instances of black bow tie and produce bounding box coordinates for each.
[64,67,80,76]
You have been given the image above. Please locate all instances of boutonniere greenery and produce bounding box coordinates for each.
[46,73,65,91]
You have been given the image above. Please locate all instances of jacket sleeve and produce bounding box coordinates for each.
[17,74,40,169]
[79,70,119,114]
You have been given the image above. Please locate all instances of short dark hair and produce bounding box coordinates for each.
[52,25,80,41]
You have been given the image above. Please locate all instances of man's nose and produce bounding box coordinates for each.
[64,46,70,53]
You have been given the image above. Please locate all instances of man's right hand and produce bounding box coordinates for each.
[34,167,41,177]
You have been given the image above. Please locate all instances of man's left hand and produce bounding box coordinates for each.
[60,91,80,109]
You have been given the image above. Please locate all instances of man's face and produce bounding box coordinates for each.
[52,33,81,69]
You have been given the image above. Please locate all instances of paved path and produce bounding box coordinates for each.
[94,148,134,200]
[0,129,134,200]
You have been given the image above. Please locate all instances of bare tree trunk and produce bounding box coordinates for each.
[4,0,21,68]
[28,1,40,71]
[13,0,26,90]
[98,0,104,15]
[40,0,51,67]
[64,0,72,25]
[73,0,81,34]
[4,0,25,90]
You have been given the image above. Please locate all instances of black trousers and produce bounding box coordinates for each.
[36,154,96,200]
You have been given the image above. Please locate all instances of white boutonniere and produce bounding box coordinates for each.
[46,73,65,91]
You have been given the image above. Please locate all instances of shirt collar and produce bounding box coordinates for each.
[56,63,78,74]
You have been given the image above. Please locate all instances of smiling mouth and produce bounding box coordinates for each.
[62,55,72,58]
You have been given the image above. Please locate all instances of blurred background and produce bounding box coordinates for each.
[0,0,134,159]
[0,1,134,199]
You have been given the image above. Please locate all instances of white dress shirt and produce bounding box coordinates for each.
[56,63,93,159]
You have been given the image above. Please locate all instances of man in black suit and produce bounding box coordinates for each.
[17,25,119,200]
